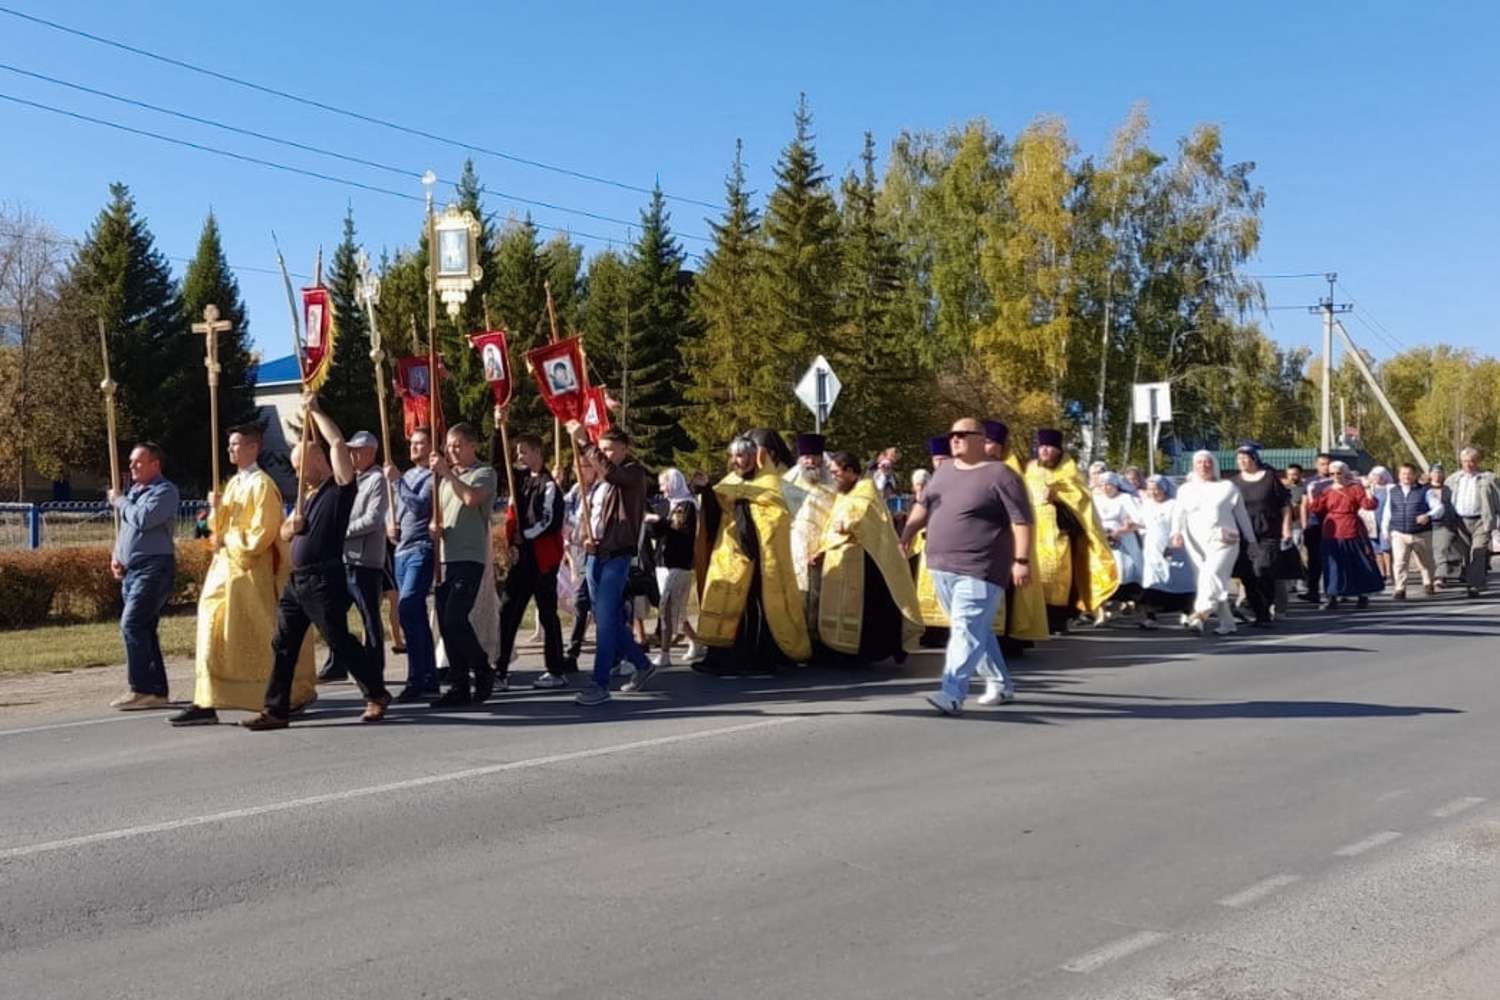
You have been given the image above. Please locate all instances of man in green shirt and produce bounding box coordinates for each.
[430,422,500,706]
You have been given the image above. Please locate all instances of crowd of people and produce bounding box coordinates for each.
[103,392,1500,726]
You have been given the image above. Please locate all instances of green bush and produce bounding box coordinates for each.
[0,541,215,630]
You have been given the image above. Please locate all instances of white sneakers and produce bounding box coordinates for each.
[925,692,963,716]
[976,682,1015,706]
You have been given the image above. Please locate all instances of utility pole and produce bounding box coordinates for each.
[1307,272,1352,453]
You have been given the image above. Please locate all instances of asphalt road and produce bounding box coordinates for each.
[3,594,1499,999]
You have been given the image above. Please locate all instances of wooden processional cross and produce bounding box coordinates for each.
[191,304,234,491]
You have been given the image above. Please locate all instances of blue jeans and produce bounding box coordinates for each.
[120,554,175,696]
[394,546,436,691]
[586,553,650,690]
[930,568,1011,703]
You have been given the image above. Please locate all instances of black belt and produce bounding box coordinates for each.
[291,559,345,577]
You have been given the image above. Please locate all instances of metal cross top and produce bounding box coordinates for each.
[355,249,381,352]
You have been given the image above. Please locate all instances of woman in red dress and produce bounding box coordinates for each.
[1306,461,1383,609]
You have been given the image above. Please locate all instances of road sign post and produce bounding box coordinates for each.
[795,355,841,434]
[1131,381,1172,478]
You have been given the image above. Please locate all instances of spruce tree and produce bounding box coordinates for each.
[622,185,694,468]
[55,183,182,481]
[174,210,257,491]
[317,205,381,443]
[442,159,501,435]
[757,95,842,431]
[487,216,549,438]
[681,140,762,471]
[579,248,630,392]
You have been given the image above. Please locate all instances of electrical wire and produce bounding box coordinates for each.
[0,226,312,279]
[0,4,724,212]
[0,62,710,242]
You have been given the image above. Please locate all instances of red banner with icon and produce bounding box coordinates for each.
[393,355,447,440]
[582,385,612,443]
[299,285,337,390]
[468,329,514,409]
[525,336,588,423]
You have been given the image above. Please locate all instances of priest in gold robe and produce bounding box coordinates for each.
[694,429,811,676]
[1024,428,1119,633]
[812,452,922,664]
[168,425,315,725]
[782,432,836,622]
[982,420,1049,651]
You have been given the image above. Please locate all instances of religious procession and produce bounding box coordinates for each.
[107,273,1500,727]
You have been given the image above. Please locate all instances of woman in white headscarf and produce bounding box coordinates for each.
[1172,451,1257,635]
[1138,474,1195,627]
[646,468,704,666]
[1094,471,1144,602]
[1364,465,1394,583]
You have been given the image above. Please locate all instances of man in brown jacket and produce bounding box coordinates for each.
[566,422,653,706]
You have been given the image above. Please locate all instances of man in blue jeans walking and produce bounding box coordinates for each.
[108,442,181,710]
[899,418,1033,715]
[565,421,652,707]
[385,426,437,701]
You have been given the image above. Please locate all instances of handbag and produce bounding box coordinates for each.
[623,514,661,606]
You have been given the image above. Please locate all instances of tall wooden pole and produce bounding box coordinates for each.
[97,316,121,535]
[356,250,396,527]
[544,280,563,472]
[273,234,312,517]
[191,304,232,495]
[425,174,444,585]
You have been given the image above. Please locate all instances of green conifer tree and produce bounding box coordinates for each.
[757,95,842,431]
[317,205,380,442]
[174,210,257,491]
[487,216,549,438]
[622,185,694,468]
[681,140,762,471]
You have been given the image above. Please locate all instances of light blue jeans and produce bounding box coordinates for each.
[930,568,1012,703]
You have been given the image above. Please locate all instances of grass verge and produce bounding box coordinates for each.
[0,611,198,677]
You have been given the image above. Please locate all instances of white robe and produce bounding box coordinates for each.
[1172,479,1255,613]
[1095,491,1144,587]
[1140,497,1195,594]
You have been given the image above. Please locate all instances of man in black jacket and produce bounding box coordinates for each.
[495,433,568,687]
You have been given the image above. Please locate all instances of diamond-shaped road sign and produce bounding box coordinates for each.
[794,355,841,430]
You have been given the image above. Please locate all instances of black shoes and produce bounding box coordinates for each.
[430,688,472,707]
[167,705,218,727]
[395,686,438,704]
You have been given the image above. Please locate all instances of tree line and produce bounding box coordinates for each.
[0,97,1486,499]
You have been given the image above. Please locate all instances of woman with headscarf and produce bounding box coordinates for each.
[1094,472,1144,606]
[1172,450,1257,635]
[1138,475,1195,627]
[1364,466,1394,583]
[647,467,704,667]
[1306,460,1383,609]
[1228,443,1296,627]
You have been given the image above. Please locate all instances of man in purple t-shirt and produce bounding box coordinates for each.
[900,417,1033,715]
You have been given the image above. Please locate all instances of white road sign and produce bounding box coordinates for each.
[794,355,842,430]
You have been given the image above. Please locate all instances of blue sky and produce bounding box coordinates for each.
[2,1,1495,364]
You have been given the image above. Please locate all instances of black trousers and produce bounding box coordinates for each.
[1303,522,1324,597]
[495,549,565,676]
[266,564,389,718]
[436,561,491,692]
[566,577,592,662]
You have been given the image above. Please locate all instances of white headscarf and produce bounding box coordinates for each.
[1190,449,1220,482]
[659,467,696,508]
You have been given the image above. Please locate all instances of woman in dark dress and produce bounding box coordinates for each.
[1228,444,1296,626]
[1307,461,1384,609]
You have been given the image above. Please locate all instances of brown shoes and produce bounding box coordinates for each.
[361,694,392,724]
[110,692,170,711]
[241,712,289,732]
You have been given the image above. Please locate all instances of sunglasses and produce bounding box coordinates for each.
[948,430,981,439]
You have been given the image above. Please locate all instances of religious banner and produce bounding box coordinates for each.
[525,336,588,423]
[468,329,514,409]
[299,285,337,390]
[582,385,612,443]
[394,355,447,439]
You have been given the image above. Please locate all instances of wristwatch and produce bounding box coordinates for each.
[1014,556,1030,565]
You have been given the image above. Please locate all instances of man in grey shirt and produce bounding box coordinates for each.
[900,417,1033,715]
[321,429,389,682]
[108,442,181,710]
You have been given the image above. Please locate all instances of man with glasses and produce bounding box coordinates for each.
[900,419,1032,714]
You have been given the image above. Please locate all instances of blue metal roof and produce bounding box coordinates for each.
[253,354,301,386]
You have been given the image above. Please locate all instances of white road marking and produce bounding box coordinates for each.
[1333,831,1402,857]
[1216,872,1303,908]
[1374,789,1410,803]
[0,717,797,861]
[1060,931,1169,974]
[1431,796,1487,819]
[0,714,157,737]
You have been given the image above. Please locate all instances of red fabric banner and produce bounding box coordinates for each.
[299,286,336,390]
[393,355,447,440]
[582,385,611,443]
[525,336,588,423]
[468,329,514,409]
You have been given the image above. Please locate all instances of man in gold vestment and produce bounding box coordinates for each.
[1023,428,1119,633]
[168,425,314,725]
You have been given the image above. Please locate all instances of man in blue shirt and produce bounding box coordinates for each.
[108,442,181,710]
[385,426,437,701]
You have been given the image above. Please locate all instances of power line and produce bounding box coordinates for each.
[0,4,724,212]
[0,90,633,248]
[1335,280,1408,354]
[0,226,312,279]
[0,62,709,242]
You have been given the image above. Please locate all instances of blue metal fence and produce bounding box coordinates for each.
[0,501,212,550]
